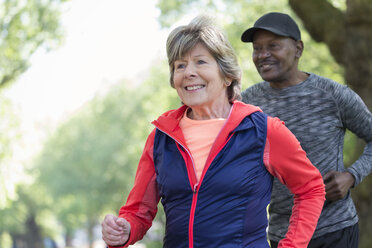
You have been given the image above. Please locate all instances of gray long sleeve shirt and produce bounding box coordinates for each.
[242,73,372,240]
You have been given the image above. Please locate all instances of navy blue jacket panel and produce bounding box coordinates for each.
[153,111,272,248]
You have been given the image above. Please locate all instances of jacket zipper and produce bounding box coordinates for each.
[155,105,236,248]
[196,104,236,186]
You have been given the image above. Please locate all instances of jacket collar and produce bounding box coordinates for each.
[152,101,262,135]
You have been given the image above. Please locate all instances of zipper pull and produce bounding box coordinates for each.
[193,183,198,193]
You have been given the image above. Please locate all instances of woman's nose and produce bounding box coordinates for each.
[184,64,197,77]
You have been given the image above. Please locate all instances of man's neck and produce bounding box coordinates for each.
[269,71,309,89]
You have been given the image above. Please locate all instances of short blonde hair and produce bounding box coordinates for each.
[166,15,241,101]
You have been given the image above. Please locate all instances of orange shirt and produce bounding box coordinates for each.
[179,112,226,181]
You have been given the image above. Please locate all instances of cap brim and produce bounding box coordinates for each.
[241,27,258,42]
[241,26,295,43]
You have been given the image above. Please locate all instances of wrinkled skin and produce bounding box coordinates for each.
[101,214,131,247]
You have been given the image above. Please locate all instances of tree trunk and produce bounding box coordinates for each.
[10,233,27,248]
[64,229,73,247]
[25,214,44,248]
[344,3,372,246]
[87,218,96,248]
[344,0,372,106]
[288,0,372,247]
[350,138,372,248]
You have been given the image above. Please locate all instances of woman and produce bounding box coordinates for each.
[101,16,325,248]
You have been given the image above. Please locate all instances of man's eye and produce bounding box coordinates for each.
[197,60,206,64]
[269,43,279,48]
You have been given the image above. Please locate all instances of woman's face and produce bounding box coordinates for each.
[173,43,229,110]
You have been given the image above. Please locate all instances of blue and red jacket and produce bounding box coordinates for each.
[112,101,325,248]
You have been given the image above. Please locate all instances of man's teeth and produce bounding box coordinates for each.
[261,64,271,69]
[186,85,204,90]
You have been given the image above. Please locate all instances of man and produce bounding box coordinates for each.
[241,12,372,248]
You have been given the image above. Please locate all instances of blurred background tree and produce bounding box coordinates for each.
[0,96,20,207]
[0,0,66,247]
[0,0,66,89]
[0,96,22,247]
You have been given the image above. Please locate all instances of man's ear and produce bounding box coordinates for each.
[295,40,304,58]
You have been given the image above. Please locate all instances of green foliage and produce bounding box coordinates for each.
[0,96,18,161]
[0,94,21,209]
[0,0,66,89]
[0,182,50,243]
[157,0,211,28]
[36,84,142,220]
[140,59,181,119]
[328,0,347,11]
[0,232,11,248]
[33,83,146,244]
[0,1,66,242]
[343,130,357,167]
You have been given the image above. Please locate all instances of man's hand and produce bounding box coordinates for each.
[323,171,355,202]
[101,214,131,247]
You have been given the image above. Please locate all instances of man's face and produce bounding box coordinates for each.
[252,29,302,88]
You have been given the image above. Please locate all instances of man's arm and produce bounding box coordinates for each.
[323,84,372,201]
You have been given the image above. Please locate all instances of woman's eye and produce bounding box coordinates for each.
[175,63,185,69]
[197,60,206,64]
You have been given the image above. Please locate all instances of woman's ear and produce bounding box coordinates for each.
[224,77,233,87]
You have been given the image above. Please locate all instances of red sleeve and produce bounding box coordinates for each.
[109,129,160,248]
[264,117,325,248]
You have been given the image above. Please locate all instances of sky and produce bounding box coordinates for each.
[3,0,170,163]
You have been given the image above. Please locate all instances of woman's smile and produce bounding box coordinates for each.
[185,84,205,91]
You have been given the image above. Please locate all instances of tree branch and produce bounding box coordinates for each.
[288,0,346,65]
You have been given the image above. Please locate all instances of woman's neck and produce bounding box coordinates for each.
[187,102,232,120]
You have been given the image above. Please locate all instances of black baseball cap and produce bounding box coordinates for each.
[241,12,301,42]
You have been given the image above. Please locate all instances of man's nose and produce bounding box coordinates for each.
[257,49,271,59]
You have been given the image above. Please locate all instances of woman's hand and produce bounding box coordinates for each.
[101,214,131,247]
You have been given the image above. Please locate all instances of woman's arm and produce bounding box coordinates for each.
[264,117,325,248]
[104,129,160,248]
